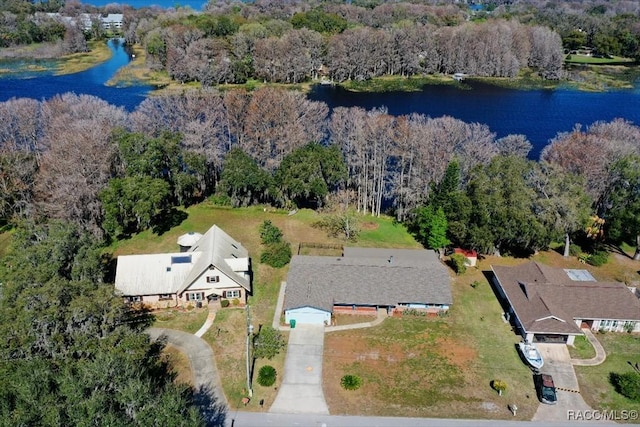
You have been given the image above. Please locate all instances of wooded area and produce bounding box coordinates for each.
[3,0,640,79]
[1,88,640,258]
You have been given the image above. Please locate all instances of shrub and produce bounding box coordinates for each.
[470,280,481,289]
[220,299,230,308]
[610,372,640,401]
[492,379,507,395]
[209,193,232,206]
[340,374,362,391]
[260,241,292,268]
[232,298,240,306]
[314,212,360,241]
[569,243,582,257]
[587,250,609,266]
[257,365,277,387]
[259,220,283,245]
[449,253,467,275]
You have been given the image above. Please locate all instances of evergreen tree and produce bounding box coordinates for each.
[603,155,640,260]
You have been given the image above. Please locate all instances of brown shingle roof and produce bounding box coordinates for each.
[492,262,640,335]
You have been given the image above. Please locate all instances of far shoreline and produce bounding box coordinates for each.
[2,40,639,94]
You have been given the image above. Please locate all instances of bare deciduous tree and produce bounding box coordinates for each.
[34,94,127,235]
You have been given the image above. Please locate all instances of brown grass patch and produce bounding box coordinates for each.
[332,313,377,326]
[360,222,379,231]
[435,337,477,367]
[163,344,194,386]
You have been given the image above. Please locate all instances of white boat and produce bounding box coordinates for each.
[518,341,544,370]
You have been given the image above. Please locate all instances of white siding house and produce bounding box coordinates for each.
[115,225,251,308]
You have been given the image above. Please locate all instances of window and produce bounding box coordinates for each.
[129,296,143,303]
[224,290,240,299]
[159,294,173,301]
[186,292,203,301]
[206,276,220,283]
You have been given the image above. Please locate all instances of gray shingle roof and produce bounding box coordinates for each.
[284,248,452,312]
[492,261,640,335]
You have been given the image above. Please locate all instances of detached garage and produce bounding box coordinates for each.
[285,306,331,326]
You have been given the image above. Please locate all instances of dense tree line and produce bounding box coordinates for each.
[133,8,564,83]
[6,0,640,80]
[0,221,212,425]
[2,88,640,257]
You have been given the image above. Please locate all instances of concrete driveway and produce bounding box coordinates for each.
[531,344,605,423]
[269,324,329,414]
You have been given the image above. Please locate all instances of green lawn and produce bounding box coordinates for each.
[153,307,209,334]
[568,335,596,360]
[575,333,640,421]
[565,54,634,65]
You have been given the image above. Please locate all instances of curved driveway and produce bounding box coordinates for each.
[147,328,228,424]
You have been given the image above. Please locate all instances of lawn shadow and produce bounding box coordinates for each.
[482,269,520,338]
[153,208,188,235]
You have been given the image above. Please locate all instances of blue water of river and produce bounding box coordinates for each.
[82,0,209,10]
[1,39,639,159]
[0,39,152,111]
[308,83,640,159]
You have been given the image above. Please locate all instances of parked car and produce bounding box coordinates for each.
[534,373,558,405]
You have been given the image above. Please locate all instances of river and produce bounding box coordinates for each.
[0,39,152,112]
[1,39,639,159]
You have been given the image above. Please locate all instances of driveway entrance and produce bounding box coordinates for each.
[269,324,329,414]
[531,344,597,422]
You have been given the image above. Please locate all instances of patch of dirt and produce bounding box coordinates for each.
[435,337,477,367]
[360,222,379,231]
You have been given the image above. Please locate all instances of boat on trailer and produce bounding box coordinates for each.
[518,340,544,370]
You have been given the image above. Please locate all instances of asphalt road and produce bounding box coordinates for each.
[226,412,636,427]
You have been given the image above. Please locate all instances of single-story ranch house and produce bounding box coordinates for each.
[284,247,453,326]
[492,261,640,345]
[114,225,251,308]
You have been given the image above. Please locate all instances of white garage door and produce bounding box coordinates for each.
[285,307,330,325]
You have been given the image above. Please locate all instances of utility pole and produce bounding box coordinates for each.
[246,305,253,398]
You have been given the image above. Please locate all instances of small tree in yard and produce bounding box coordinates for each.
[492,379,507,395]
[449,253,467,275]
[253,326,285,360]
[260,220,283,244]
[259,220,291,267]
[260,241,292,268]
[414,205,450,257]
[257,365,277,387]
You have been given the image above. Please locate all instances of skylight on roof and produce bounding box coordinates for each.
[564,269,596,282]
[171,255,192,264]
